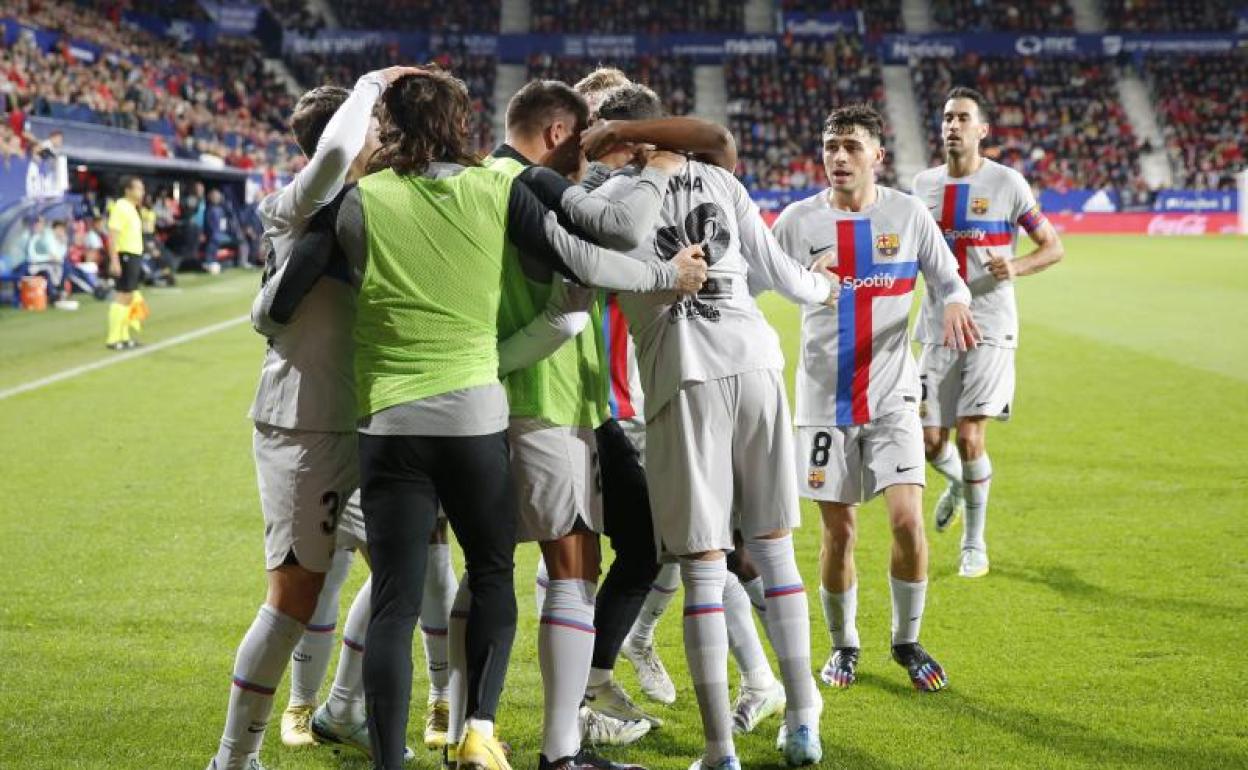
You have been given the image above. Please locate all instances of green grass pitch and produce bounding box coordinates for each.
[1,235,1245,769]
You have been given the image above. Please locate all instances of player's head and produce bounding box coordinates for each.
[596,83,664,122]
[821,104,885,196]
[51,219,66,237]
[371,69,478,176]
[121,175,145,203]
[574,67,631,116]
[506,79,590,151]
[942,86,991,161]
[290,85,350,158]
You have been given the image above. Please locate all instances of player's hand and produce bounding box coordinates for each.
[108,259,121,278]
[809,251,840,306]
[986,252,1016,281]
[644,150,686,175]
[374,66,427,86]
[670,244,708,294]
[943,302,981,352]
[581,120,627,161]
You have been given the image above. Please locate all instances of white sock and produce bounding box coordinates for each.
[326,577,370,725]
[680,557,734,764]
[535,557,549,617]
[962,455,992,551]
[289,548,353,707]
[539,578,597,762]
[465,716,494,740]
[739,575,768,625]
[722,575,772,690]
[446,577,471,746]
[889,574,928,645]
[931,442,965,494]
[421,543,457,701]
[627,561,680,647]
[747,536,820,730]
[587,667,612,688]
[213,605,304,769]
[819,583,860,649]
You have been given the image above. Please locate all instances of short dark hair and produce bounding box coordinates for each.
[506,80,590,136]
[822,104,885,143]
[51,219,66,229]
[120,175,143,193]
[945,86,992,123]
[290,85,350,157]
[370,68,480,177]
[596,83,664,121]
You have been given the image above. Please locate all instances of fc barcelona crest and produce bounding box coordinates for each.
[807,468,826,489]
[874,233,900,258]
[971,197,990,215]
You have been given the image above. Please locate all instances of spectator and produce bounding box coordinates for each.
[202,188,236,266]
[28,218,69,299]
[1102,0,1238,32]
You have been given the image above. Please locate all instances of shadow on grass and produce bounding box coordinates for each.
[990,562,1242,617]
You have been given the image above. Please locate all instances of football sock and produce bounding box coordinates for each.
[739,575,768,623]
[465,717,494,740]
[446,578,471,747]
[289,548,353,707]
[539,578,597,762]
[587,667,613,688]
[627,562,680,647]
[747,535,820,730]
[213,605,304,769]
[421,542,457,701]
[722,575,773,690]
[889,575,928,645]
[535,557,549,616]
[680,557,734,764]
[931,442,965,494]
[326,577,370,725]
[820,583,860,649]
[962,455,993,551]
[106,302,129,344]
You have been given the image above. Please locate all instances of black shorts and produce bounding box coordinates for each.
[115,253,142,292]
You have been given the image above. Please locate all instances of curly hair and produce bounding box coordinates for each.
[823,103,886,144]
[369,68,480,176]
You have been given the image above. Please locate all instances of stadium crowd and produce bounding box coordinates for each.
[726,36,896,191]
[777,0,903,37]
[1101,0,1242,31]
[529,0,743,33]
[1144,53,1246,190]
[334,0,500,32]
[930,0,1074,31]
[527,54,694,117]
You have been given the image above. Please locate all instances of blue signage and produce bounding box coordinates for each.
[1153,190,1239,213]
[198,1,261,36]
[880,33,1246,62]
[781,12,863,37]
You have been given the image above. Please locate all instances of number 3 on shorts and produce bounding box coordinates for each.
[320,491,342,535]
[809,431,832,468]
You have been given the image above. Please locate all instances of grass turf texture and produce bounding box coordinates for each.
[1,235,1245,769]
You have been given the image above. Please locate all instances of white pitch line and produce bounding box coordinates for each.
[0,314,250,402]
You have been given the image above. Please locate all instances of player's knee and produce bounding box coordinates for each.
[267,564,327,623]
[821,515,857,553]
[924,433,946,460]
[888,508,925,546]
[955,421,987,459]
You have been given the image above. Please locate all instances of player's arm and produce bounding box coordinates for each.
[497,279,597,377]
[915,206,980,351]
[734,181,836,306]
[582,117,737,172]
[251,192,347,336]
[988,176,1064,281]
[106,208,122,277]
[505,179,706,294]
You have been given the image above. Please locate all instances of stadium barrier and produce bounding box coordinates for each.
[1046,212,1240,235]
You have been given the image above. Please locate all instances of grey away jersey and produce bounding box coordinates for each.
[610,160,832,421]
[772,186,971,427]
[911,159,1046,349]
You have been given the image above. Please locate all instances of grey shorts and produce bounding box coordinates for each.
[797,408,925,504]
[253,424,358,572]
[508,417,603,543]
[918,343,1015,429]
[646,369,801,556]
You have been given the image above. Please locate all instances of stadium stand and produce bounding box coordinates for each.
[929,0,1074,31]
[263,0,326,34]
[1100,0,1242,32]
[1142,53,1246,190]
[529,0,743,33]
[335,0,501,32]
[912,55,1143,192]
[526,54,694,117]
[725,36,897,191]
[777,0,903,36]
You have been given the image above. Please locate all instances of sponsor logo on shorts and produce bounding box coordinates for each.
[896,465,919,474]
[971,197,990,215]
[875,233,900,257]
[807,468,826,489]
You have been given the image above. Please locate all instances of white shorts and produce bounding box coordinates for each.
[253,424,359,573]
[646,369,801,556]
[509,417,603,543]
[336,490,367,551]
[918,343,1015,429]
[797,408,925,504]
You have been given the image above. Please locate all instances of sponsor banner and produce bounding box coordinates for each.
[198,1,261,36]
[283,30,406,55]
[880,33,1245,62]
[751,187,821,213]
[1039,189,1121,213]
[1153,189,1239,213]
[123,12,218,44]
[781,12,863,37]
[1047,212,1240,235]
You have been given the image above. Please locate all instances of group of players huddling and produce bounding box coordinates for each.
[205,59,1063,770]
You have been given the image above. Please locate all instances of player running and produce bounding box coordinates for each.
[773,104,979,694]
[912,87,1064,578]
[592,83,836,769]
[206,64,421,770]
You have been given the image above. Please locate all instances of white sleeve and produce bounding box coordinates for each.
[733,183,831,305]
[497,280,597,377]
[559,167,670,251]
[916,204,971,306]
[270,73,386,229]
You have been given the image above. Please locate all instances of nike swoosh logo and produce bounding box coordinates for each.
[809,243,835,256]
[975,401,990,407]
[896,465,919,474]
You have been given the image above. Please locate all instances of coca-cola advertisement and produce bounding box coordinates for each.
[1046,213,1241,235]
